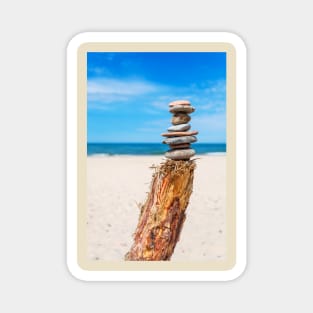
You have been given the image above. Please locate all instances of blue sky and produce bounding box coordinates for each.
[87,52,226,143]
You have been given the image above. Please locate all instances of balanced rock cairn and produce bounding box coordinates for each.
[162,100,198,160]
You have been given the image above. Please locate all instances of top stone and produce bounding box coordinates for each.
[168,100,191,107]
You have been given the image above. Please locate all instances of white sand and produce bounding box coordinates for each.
[87,155,226,261]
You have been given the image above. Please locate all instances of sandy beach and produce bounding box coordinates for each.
[87,155,226,261]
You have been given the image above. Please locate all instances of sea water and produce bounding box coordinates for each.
[87,143,226,156]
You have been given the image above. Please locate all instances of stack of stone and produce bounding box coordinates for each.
[161,100,198,160]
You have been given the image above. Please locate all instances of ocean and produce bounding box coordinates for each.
[87,143,226,156]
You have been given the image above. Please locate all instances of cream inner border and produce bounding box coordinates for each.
[78,42,235,271]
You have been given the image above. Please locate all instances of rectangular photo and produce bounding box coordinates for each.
[67,32,246,281]
[87,51,227,261]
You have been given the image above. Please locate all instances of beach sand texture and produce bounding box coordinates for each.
[87,155,226,261]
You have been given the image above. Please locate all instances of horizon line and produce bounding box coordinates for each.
[87,142,227,144]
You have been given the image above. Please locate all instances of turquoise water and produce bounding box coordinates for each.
[87,143,226,156]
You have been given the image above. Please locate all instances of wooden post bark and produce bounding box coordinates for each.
[125,159,196,261]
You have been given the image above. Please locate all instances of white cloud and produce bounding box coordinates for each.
[88,78,159,97]
[87,78,226,116]
[87,78,162,109]
[147,80,226,113]
[204,79,226,94]
[193,113,225,127]
[88,67,111,76]
[192,113,226,142]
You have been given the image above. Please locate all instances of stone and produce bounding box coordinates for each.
[169,100,191,107]
[169,105,195,114]
[168,123,191,132]
[165,149,196,160]
[161,130,198,137]
[169,143,191,150]
[172,113,191,125]
[163,135,197,145]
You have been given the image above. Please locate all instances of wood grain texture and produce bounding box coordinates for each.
[125,159,196,261]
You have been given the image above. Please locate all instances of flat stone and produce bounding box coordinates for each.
[165,149,195,160]
[169,143,191,149]
[169,105,195,114]
[169,100,191,107]
[163,135,197,145]
[172,113,191,125]
[161,130,198,137]
[168,123,191,132]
